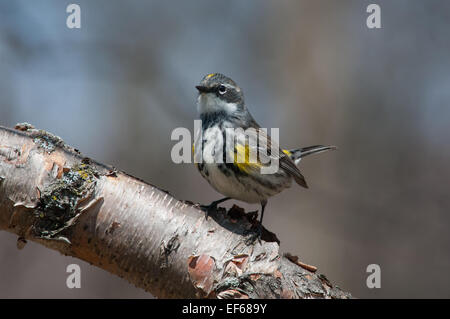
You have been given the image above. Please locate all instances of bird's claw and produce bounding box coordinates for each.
[244,223,263,245]
[200,203,217,220]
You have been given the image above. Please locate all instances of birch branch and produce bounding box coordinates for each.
[0,124,351,299]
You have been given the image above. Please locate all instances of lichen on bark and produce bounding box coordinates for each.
[33,163,98,241]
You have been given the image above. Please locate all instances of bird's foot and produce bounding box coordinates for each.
[200,197,231,220]
[200,204,215,220]
[200,202,222,220]
[246,210,259,223]
[244,223,263,245]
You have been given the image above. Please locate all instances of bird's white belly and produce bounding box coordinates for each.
[202,163,264,203]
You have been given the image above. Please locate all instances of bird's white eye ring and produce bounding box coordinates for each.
[218,85,227,95]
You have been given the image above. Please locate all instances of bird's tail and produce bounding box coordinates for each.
[285,145,337,165]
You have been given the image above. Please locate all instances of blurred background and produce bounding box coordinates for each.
[1,0,450,298]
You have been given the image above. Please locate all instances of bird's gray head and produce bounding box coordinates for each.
[196,73,245,115]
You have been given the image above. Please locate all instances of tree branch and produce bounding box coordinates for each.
[0,124,351,299]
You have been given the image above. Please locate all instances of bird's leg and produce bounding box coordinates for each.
[259,200,267,224]
[245,200,267,245]
[200,197,231,220]
[256,200,267,238]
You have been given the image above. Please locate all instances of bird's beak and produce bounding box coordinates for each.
[196,85,209,93]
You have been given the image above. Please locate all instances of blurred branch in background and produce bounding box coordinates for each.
[0,124,351,299]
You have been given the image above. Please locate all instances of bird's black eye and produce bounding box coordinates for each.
[218,85,227,95]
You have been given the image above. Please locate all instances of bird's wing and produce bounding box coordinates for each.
[230,126,308,188]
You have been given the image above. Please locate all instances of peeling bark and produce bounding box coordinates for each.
[0,124,352,299]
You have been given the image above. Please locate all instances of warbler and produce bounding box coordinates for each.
[194,73,335,236]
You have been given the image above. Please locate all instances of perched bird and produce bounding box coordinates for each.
[194,73,335,236]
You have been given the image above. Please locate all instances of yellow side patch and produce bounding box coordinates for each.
[192,143,198,168]
[206,73,215,79]
[234,144,261,173]
[282,149,292,156]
